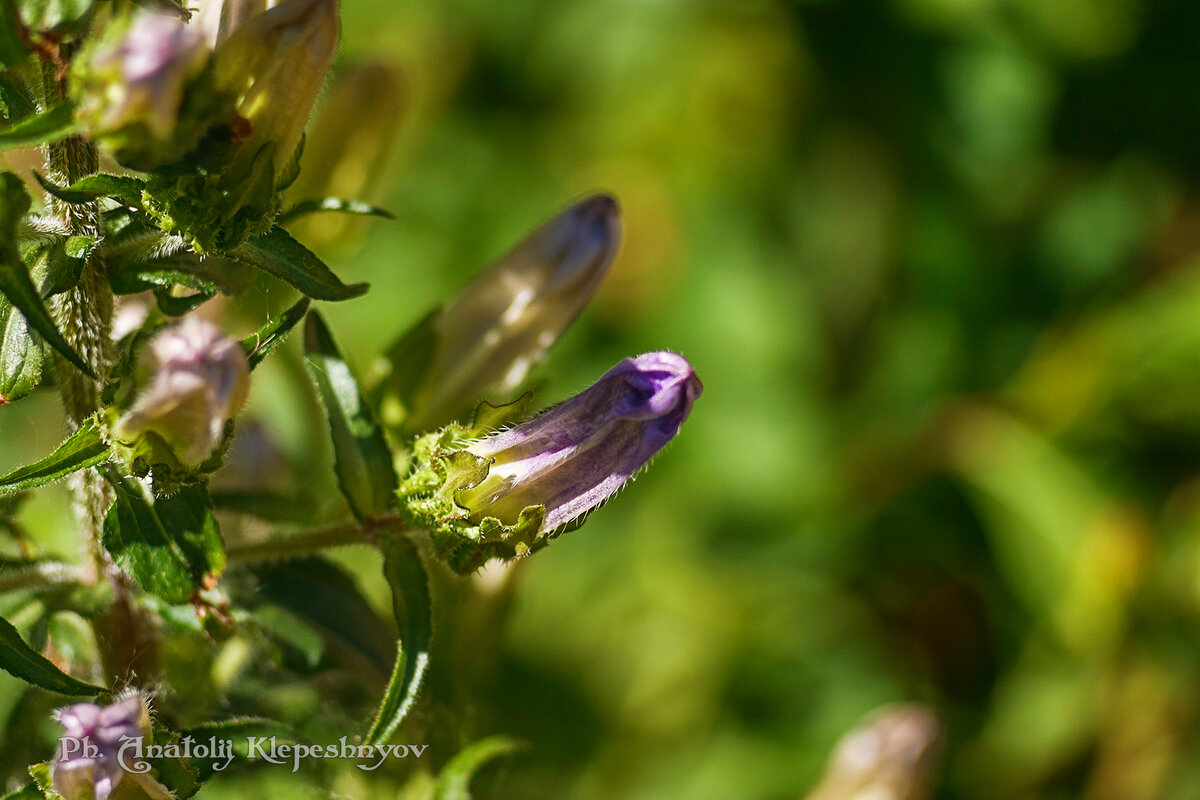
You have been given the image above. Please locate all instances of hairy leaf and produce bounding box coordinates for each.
[0,614,103,695]
[365,532,432,745]
[32,171,144,206]
[101,469,197,605]
[231,226,367,301]
[0,416,109,494]
[240,296,310,369]
[304,312,398,521]
[0,103,73,149]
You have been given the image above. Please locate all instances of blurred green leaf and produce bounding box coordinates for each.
[0,782,40,800]
[432,736,520,800]
[0,416,109,494]
[209,489,315,522]
[0,614,103,695]
[231,226,368,301]
[365,532,432,746]
[0,103,73,149]
[0,1,26,70]
[304,312,398,521]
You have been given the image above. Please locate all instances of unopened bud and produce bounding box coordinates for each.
[377,194,621,434]
[215,0,340,181]
[52,695,169,800]
[114,317,250,466]
[399,352,701,573]
[803,705,943,800]
[72,10,219,169]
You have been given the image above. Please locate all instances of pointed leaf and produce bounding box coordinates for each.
[231,226,367,301]
[240,297,310,369]
[0,614,103,695]
[0,103,74,149]
[278,197,395,224]
[433,736,520,800]
[101,469,196,604]
[0,416,109,494]
[365,532,432,745]
[32,171,143,206]
[304,312,397,521]
[153,483,225,586]
[0,294,43,402]
[0,173,93,376]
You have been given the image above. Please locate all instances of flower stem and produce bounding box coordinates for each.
[226,514,404,564]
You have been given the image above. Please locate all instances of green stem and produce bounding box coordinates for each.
[226,514,403,564]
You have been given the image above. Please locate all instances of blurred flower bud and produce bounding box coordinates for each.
[71,10,225,170]
[803,705,943,800]
[376,194,621,435]
[114,317,250,467]
[214,0,340,182]
[399,351,701,573]
[53,695,170,800]
[287,60,405,251]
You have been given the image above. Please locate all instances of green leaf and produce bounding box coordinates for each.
[365,532,432,745]
[231,226,368,301]
[0,173,94,376]
[244,556,397,679]
[1,782,41,800]
[278,197,395,224]
[0,294,42,403]
[153,483,225,586]
[0,103,73,149]
[0,416,109,494]
[209,489,315,522]
[0,1,27,71]
[0,614,103,695]
[18,0,96,35]
[153,286,214,316]
[304,312,398,521]
[240,296,310,369]
[100,469,197,605]
[432,736,521,800]
[32,171,144,206]
[109,253,255,298]
[371,308,438,435]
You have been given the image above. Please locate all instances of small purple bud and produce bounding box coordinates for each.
[52,695,162,800]
[457,351,702,531]
[114,317,251,466]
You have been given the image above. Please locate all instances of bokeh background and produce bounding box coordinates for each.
[8,0,1200,797]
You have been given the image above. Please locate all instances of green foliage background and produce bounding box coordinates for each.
[8,0,1200,797]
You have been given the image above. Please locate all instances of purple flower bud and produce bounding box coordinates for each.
[114,317,251,466]
[457,351,702,531]
[52,695,167,800]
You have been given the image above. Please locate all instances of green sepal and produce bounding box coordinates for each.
[105,407,236,495]
[397,414,547,574]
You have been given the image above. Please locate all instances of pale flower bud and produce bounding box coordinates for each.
[379,194,621,434]
[114,317,250,467]
[72,10,212,168]
[214,0,340,179]
[52,695,170,800]
[803,705,943,800]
